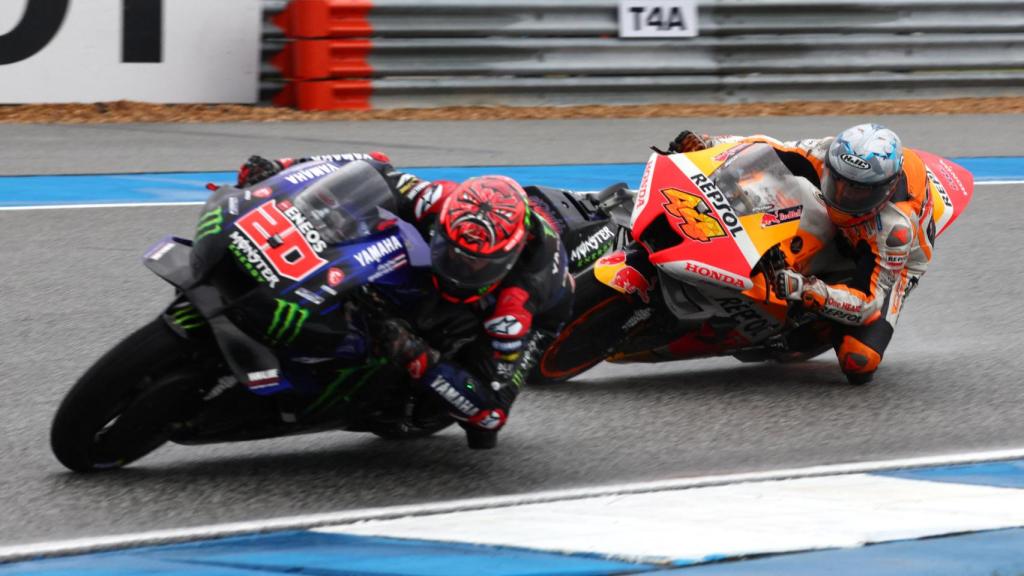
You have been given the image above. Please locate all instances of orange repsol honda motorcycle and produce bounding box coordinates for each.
[536,140,973,382]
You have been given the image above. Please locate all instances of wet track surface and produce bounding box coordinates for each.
[0,115,1022,545]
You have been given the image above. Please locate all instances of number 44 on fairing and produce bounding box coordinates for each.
[618,0,699,39]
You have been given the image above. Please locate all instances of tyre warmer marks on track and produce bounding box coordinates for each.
[4,458,1024,575]
[0,157,1019,208]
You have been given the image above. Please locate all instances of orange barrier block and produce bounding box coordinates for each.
[274,39,373,80]
[273,0,373,39]
[269,44,294,78]
[294,80,373,110]
[271,83,297,108]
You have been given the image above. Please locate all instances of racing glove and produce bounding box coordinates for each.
[668,130,710,154]
[236,155,294,188]
[378,318,440,380]
[774,269,827,311]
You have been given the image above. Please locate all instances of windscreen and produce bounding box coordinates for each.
[292,161,397,245]
[709,143,809,216]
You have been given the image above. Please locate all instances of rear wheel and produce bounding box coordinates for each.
[535,273,639,383]
[50,318,206,472]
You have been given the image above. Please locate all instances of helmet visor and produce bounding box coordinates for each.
[430,231,517,291]
[822,168,899,216]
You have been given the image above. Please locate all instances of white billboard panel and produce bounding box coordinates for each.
[0,0,261,103]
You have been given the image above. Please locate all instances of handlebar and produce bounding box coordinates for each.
[593,182,636,213]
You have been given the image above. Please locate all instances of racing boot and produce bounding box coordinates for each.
[845,371,874,385]
[461,407,508,450]
[837,335,882,386]
[462,423,498,450]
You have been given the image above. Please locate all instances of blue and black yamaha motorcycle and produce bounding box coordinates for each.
[50,159,629,472]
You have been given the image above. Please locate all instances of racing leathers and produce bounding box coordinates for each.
[237,153,573,446]
[674,134,933,384]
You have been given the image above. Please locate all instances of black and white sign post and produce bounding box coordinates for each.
[618,0,699,39]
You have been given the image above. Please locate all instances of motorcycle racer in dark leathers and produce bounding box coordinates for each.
[666,124,932,385]
[237,153,573,448]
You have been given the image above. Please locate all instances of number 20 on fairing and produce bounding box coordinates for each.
[235,202,327,282]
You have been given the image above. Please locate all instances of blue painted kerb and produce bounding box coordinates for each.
[0,532,654,576]
[0,157,1018,208]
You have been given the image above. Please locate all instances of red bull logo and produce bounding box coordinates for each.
[610,266,655,303]
[595,251,655,303]
[760,205,803,228]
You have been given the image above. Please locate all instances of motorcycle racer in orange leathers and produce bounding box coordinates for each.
[667,124,933,384]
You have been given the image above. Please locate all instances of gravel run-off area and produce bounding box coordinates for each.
[1,97,1024,124]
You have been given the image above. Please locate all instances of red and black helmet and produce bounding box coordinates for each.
[430,175,529,301]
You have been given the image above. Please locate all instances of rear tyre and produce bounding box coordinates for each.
[50,318,205,472]
[534,273,639,384]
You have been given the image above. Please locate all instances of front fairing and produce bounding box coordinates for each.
[186,162,432,356]
[912,148,974,238]
[630,142,816,291]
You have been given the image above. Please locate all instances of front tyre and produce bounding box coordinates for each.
[50,318,205,472]
[535,272,638,383]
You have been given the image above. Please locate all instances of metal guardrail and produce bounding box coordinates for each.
[260,0,1024,109]
[279,35,1024,78]
[261,0,288,101]
[268,0,1024,37]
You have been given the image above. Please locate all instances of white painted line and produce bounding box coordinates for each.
[2,447,1024,564]
[325,473,1024,565]
[0,180,1018,212]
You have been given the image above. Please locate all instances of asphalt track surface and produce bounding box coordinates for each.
[0,115,1022,546]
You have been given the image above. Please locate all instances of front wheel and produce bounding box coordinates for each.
[535,272,640,383]
[50,318,207,472]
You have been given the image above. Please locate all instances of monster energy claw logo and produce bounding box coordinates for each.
[268,299,309,346]
[195,207,223,241]
[171,305,205,331]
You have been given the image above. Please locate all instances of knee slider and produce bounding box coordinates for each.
[838,335,882,375]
